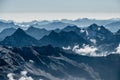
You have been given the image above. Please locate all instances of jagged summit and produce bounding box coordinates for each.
[0,28,39,47]
[13,28,26,36]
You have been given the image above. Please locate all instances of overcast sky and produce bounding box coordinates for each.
[0,0,120,22]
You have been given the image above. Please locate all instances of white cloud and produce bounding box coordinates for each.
[116,44,120,54]
[19,71,34,80]
[7,71,34,80]
[72,44,109,56]
[7,73,15,80]
[72,44,98,56]
[19,76,33,80]
[21,71,27,76]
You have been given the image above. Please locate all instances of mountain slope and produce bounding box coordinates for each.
[0,45,120,80]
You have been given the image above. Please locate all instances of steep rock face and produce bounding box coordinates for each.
[61,24,115,45]
[84,24,114,45]
[0,46,25,80]
[39,31,88,47]
[0,28,39,47]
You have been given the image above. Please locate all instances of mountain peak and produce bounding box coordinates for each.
[27,26,38,31]
[49,30,58,36]
[15,28,24,32]
[28,26,35,29]
[88,23,101,31]
[62,25,80,33]
[13,28,26,36]
[90,23,98,27]
[64,25,79,29]
[116,29,120,35]
[0,28,39,47]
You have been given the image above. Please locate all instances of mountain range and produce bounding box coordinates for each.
[0,23,120,50]
[1,18,120,32]
[0,19,120,80]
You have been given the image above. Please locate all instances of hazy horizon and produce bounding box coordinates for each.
[0,0,120,22]
[0,13,120,22]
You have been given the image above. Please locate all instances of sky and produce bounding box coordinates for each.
[0,0,120,22]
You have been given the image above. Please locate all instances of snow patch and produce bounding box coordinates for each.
[19,71,34,80]
[7,73,15,80]
[29,60,34,63]
[62,46,71,50]
[80,29,85,33]
[19,76,33,80]
[98,27,101,30]
[85,30,89,36]
[90,39,96,44]
[21,71,27,76]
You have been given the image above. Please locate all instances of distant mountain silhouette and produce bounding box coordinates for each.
[0,21,19,31]
[61,18,118,27]
[26,26,50,40]
[105,21,120,32]
[62,25,82,35]
[0,28,16,41]
[31,21,74,30]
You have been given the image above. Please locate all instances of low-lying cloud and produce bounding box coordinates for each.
[72,44,98,56]
[116,44,120,54]
[7,71,34,80]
